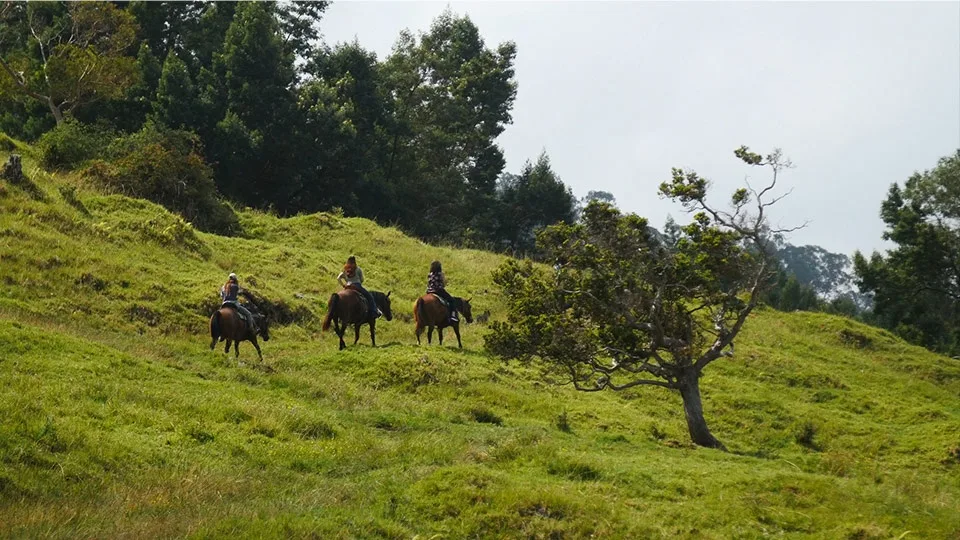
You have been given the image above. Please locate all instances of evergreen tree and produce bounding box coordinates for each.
[855,150,960,355]
[212,1,298,208]
[153,52,196,130]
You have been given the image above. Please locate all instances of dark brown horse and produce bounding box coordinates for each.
[414,294,473,348]
[321,288,392,350]
[209,305,270,361]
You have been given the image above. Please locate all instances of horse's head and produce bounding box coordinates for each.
[257,314,270,341]
[379,291,393,321]
[459,297,473,323]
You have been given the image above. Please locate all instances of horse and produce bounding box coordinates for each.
[321,288,392,350]
[413,294,473,348]
[209,305,270,361]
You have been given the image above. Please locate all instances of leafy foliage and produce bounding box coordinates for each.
[487,147,799,448]
[36,120,115,169]
[152,51,196,130]
[0,2,140,124]
[764,269,821,312]
[494,153,578,255]
[583,190,616,207]
[1,3,582,252]
[84,124,239,235]
[854,150,960,355]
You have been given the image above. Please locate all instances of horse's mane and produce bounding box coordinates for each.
[239,290,264,316]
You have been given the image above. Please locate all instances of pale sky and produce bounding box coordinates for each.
[320,1,960,256]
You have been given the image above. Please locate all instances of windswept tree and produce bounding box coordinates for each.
[0,1,140,124]
[486,147,801,449]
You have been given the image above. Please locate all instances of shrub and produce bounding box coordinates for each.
[0,133,15,151]
[85,124,240,235]
[793,420,821,451]
[37,121,115,169]
[469,407,503,425]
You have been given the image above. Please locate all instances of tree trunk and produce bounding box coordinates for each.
[47,98,63,125]
[678,369,726,450]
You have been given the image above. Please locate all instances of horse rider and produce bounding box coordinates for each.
[337,256,381,319]
[220,272,259,333]
[426,260,458,323]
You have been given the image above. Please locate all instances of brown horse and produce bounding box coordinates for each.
[209,305,270,361]
[414,294,473,348]
[321,288,392,350]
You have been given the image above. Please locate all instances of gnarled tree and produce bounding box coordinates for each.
[486,147,802,449]
[0,1,139,125]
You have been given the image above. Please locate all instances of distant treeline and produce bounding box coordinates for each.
[3,2,956,355]
[0,1,577,252]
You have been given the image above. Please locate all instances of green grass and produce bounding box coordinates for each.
[1,138,959,538]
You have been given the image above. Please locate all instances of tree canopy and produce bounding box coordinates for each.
[854,150,960,355]
[0,1,140,124]
[486,146,800,448]
[0,2,578,251]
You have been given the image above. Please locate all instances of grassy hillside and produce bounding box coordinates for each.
[1,141,959,538]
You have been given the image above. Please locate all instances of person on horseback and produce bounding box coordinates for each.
[337,256,380,319]
[220,272,259,333]
[426,260,458,323]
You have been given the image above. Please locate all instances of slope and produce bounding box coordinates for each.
[1,142,958,539]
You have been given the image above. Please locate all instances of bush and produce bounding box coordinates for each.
[37,121,115,169]
[469,407,503,425]
[793,420,821,451]
[0,133,15,151]
[85,124,240,235]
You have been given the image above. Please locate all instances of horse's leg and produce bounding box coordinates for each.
[438,327,444,346]
[416,323,423,345]
[336,320,346,351]
[427,326,433,344]
[453,322,462,349]
[353,323,361,345]
[369,319,376,347]
[250,337,263,362]
[235,341,240,358]
[224,339,231,354]
[331,318,342,350]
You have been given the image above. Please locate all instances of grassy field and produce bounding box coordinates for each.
[1,139,959,538]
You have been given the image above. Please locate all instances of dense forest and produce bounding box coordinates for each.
[0,0,576,252]
[1,1,957,356]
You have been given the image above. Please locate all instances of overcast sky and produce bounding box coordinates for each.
[320,1,960,256]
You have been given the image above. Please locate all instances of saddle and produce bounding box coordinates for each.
[428,293,458,322]
[428,293,448,308]
[429,293,459,315]
[221,301,248,322]
[344,286,368,313]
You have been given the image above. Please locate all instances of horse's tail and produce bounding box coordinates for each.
[414,297,425,326]
[210,310,221,346]
[321,293,338,332]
